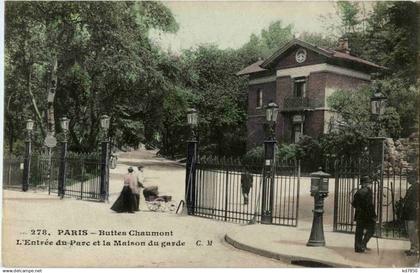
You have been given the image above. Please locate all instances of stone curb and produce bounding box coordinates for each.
[224,233,355,268]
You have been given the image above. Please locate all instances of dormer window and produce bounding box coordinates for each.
[294,77,306,98]
[256,89,263,108]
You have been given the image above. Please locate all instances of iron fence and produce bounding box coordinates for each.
[191,156,299,226]
[332,157,410,239]
[6,152,103,201]
[3,156,24,189]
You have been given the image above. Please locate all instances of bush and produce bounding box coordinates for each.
[242,145,264,165]
[278,144,300,161]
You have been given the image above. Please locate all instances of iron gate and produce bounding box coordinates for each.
[3,156,24,189]
[332,139,410,238]
[190,156,300,226]
[4,151,105,201]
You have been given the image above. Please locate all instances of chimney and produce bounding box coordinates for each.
[336,37,350,54]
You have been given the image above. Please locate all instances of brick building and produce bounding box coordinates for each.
[237,39,384,148]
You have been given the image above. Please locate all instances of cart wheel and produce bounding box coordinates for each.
[147,201,160,212]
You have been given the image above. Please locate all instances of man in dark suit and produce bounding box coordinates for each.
[402,170,418,256]
[351,176,377,253]
[241,170,253,205]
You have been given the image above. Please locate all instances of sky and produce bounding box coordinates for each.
[149,1,344,52]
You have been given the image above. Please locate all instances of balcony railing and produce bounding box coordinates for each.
[283,97,322,111]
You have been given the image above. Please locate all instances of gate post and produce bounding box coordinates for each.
[186,108,198,215]
[100,139,110,202]
[58,139,67,198]
[261,139,276,224]
[100,115,111,202]
[22,130,32,191]
[368,137,385,237]
[22,124,33,192]
[58,117,70,198]
[185,140,197,215]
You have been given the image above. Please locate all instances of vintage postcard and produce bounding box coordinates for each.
[2,0,419,270]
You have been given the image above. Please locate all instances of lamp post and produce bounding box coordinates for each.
[369,86,387,237]
[58,117,69,198]
[307,167,330,246]
[261,102,279,224]
[186,108,198,215]
[370,88,387,137]
[100,115,111,202]
[22,119,34,192]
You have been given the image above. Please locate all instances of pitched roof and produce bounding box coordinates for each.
[236,60,266,76]
[236,39,385,76]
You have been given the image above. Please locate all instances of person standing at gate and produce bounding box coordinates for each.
[241,170,253,205]
[402,169,418,256]
[351,176,377,253]
[110,167,137,213]
[133,165,145,211]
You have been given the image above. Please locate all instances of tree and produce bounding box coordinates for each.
[320,1,419,137]
[238,20,294,60]
[298,32,336,48]
[178,45,248,157]
[5,2,179,153]
[323,87,402,157]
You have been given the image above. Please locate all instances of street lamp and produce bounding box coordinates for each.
[266,102,279,123]
[186,108,198,215]
[187,108,198,141]
[371,90,387,117]
[100,114,111,202]
[261,102,279,224]
[100,115,110,132]
[187,108,198,127]
[58,117,70,198]
[368,86,387,235]
[265,102,279,139]
[60,117,70,132]
[26,119,34,132]
[22,118,34,191]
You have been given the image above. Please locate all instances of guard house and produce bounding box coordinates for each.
[237,38,384,148]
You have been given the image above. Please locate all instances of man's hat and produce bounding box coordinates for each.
[360,176,372,185]
[128,166,134,172]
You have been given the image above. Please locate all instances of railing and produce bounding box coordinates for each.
[283,97,323,111]
[191,156,300,226]
[332,157,410,239]
[3,156,24,189]
[6,152,103,201]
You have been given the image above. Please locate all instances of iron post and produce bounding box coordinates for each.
[58,134,68,198]
[261,137,276,224]
[307,192,328,246]
[307,168,330,246]
[185,131,197,215]
[100,137,110,202]
[22,130,32,192]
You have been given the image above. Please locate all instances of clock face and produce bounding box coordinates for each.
[295,48,307,63]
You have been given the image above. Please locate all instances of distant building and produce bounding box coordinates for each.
[237,38,384,148]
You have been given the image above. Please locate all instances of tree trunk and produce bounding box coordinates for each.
[27,64,46,138]
[47,57,58,135]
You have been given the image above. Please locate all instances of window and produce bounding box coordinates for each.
[256,89,263,108]
[292,123,303,143]
[294,77,306,98]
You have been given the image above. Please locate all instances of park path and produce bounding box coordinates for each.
[2,148,293,268]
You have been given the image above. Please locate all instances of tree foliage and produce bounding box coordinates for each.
[5,1,178,153]
[5,1,417,160]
